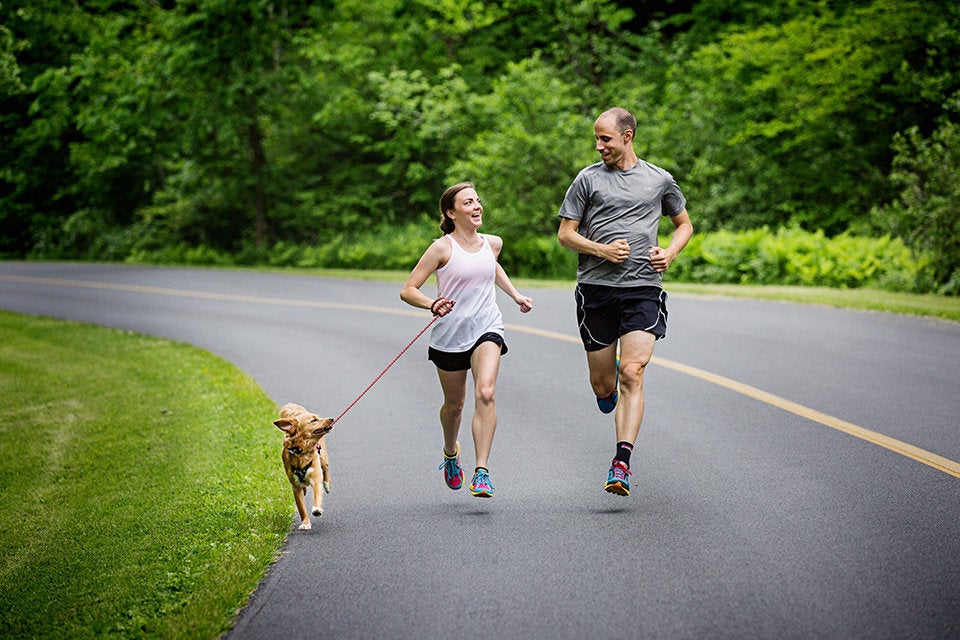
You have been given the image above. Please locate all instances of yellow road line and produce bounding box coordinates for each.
[504,323,960,478]
[4,273,959,479]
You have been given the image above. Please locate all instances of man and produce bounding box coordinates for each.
[557,107,693,496]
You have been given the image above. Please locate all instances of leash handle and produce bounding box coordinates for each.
[331,314,439,426]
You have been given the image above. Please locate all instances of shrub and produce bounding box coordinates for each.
[672,226,934,292]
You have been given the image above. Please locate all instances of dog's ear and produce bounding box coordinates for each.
[274,418,296,434]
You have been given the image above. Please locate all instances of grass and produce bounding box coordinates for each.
[0,310,291,639]
[665,282,960,322]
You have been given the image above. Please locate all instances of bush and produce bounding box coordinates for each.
[671,226,934,292]
[121,223,936,294]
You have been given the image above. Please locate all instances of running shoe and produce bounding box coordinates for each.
[604,459,632,496]
[470,468,494,498]
[596,355,620,414]
[438,442,464,490]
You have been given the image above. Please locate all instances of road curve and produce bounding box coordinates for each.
[1,262,958,640]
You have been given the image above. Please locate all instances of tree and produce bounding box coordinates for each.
[871,113,960,294]
[643,0,960,234]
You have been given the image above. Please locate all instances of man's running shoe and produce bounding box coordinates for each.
[596,355,621,414]
[604,459,632,496]
[470,468,494,498]
[438,442,464,490]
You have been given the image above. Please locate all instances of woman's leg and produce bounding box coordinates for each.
[469,341,502,469]
[436,367,468,455]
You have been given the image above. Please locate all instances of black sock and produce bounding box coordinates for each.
[475,466,488,474]
[614,441,633,467]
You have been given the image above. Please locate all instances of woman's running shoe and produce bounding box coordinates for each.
[438,442,463,490]
[470,468,494,498]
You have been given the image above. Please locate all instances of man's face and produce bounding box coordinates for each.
[594,115,630,169]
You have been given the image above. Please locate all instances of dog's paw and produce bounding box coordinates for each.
[323,481,331,494]
[298,521,312,530]
[311,506,324,517]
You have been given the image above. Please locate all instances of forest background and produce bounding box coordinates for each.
[1,0,958,294]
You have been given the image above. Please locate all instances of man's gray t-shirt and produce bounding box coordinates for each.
[558,160,686,287]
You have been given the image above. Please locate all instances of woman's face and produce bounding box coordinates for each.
[446,188,483,229]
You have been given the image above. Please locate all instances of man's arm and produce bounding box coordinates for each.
[648,209,693,273]
[557,217,631,264]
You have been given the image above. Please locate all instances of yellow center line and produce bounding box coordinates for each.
[4,274,959,479]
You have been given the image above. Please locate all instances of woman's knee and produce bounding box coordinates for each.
[475,383,496,407]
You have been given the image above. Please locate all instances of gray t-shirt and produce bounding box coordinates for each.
[558,160,686,287]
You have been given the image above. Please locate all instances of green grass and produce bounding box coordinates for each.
[0,311,291,639]
[665,282,960,322]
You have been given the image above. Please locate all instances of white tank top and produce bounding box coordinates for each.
[429,234,504,352]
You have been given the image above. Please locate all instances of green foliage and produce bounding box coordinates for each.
[0,311,289,638]
[870,116,960,295]
[503,234,578,280]
[0,21,25,94]
[670,226,933,292]
[646,0,959,237]
[3,0,960,292]
[446,55,594,241]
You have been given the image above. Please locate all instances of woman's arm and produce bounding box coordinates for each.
[488,234,533,313]
[494,262,533,313]
[400,239,450,312]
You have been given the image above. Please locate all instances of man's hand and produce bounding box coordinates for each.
[602,239,631,264]
[648,246,675,272]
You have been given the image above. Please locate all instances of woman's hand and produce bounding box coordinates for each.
[430,297,456,317]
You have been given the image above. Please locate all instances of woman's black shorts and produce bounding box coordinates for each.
[428,332,507,372]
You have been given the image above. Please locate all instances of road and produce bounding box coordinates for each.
[1,262,958,640]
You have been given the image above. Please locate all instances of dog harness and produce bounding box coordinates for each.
[290,463,312,483]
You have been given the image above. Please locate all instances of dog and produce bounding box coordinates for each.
[273,403,333,530]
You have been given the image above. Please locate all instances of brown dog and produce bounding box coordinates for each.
[273,403,333,530]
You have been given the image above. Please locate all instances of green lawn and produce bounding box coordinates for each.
[0,311,291,639]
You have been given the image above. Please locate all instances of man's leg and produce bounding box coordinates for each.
[586,343,619,401]
[614,329,656,443]
[602,330,656,495]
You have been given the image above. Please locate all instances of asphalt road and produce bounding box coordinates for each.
[1,262,958,640]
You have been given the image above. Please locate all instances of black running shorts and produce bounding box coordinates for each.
[575,284,667,352]
[428,332,507,372]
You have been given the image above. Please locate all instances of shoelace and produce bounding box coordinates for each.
[439,457,460,475]
[473,470,492,489]
[611,463,632,480]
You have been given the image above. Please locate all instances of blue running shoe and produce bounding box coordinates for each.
[604,459,632,496]
[438,442,464,490]
[470,468,494,498]
[596,355,620,414]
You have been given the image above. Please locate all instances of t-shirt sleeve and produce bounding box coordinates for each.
[661,174,686,217]
[558,171,589,221]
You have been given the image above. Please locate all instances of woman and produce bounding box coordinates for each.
[400,182,533,498]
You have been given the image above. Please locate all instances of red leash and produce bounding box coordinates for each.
[330,314,439,426]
